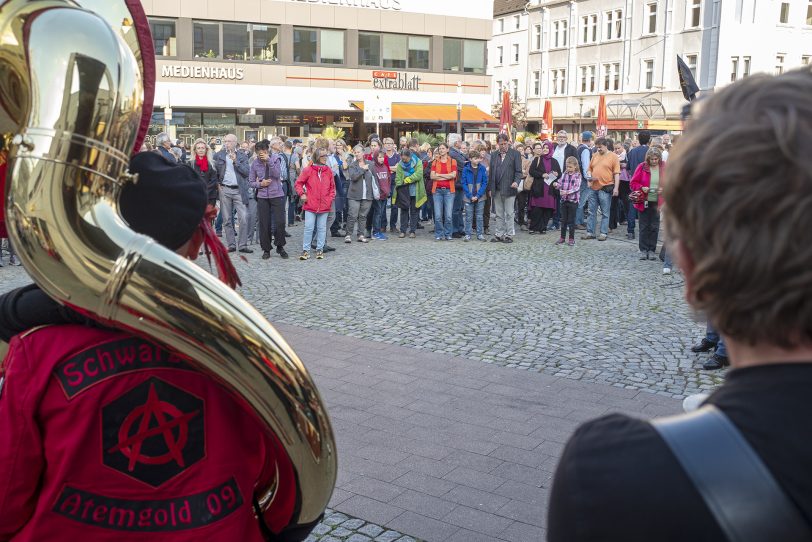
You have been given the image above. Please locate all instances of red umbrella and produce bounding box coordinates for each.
[542,100,553,133]
[499,90,512,140]
[597,95,608,137]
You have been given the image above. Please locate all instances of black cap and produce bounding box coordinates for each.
[120,152,207,250]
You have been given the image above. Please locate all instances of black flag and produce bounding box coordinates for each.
[677,55,700,102]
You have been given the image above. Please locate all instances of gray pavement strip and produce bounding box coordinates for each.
[307,509,422,542]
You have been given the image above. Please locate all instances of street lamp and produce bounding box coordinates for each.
[456,81,463,136]
[578,97,584,134]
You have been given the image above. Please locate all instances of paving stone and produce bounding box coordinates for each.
[342,518,366,530]
[359,524,385,538]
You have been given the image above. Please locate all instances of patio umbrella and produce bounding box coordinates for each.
[542,100,553,133]
[499,90,512,140]
[596,95,608,137]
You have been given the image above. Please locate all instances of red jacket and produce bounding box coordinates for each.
[0,325,295,541]
[294,164,335,214]
[629,162,666,212]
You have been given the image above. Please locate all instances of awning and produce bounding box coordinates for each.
[351,102,496,123]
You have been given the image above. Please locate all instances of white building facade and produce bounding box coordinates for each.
[488,1,532,105]
[513,0,812,137]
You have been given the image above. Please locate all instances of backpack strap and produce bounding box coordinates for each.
[651,405,811,542]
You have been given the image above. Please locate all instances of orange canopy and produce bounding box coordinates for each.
[351,102,496,123]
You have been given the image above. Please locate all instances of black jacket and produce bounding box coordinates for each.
[190,158,219,203]
[528,156,562,198]
[548,364,812,541]
[213,149,251,205]
[488,148,523,197]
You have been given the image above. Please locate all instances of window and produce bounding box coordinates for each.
[532,70,541,95]
[602,62,620,91]
[605,10,623,40]
[194,21,220,58]
[579,65,596,93]
[686,54,698,78]
[646,3,658,34]
[359,33,430,69]
[775,54,785,75]
[534,24,542,50]
[643,59,654,89]
[494,80,502,101]
[515,15,521,29]
[553,20,568,47]
[779,2,789,23]
[512,43,520,63]
[358,33,381,66]
[807,0,812,24]
[803,55,811,65]
[496,46,503,65]
[581,14,598,44]
[511,78,519,100]
[689,0,702,27]
[293,28,344,64]
[443,38,486,73]
[730,57,739,81]
[551,69,567,95]
[743,56,751,77]
[149,18,176,57]
[193,21,279,61]
[499,18,504,32]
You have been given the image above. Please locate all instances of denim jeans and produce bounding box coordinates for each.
[420,197,433,221]
[586,188,612,236]
[575,178,590,226]
[706,323,728,358]
[303,211,328,251]
[369,200,386,234]
[433,188,454,238]
[464,200,486,237]
[662,243,673,269]
[452,189,465,234]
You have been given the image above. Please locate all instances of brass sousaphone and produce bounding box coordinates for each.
[0,0,336,533]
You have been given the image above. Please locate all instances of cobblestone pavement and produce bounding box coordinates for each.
[307,509,422,542]
[0,226,722,398]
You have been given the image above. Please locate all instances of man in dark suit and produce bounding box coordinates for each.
[488,134,523,243]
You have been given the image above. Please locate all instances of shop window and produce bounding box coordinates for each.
[223,23,250,61]
[294,28,344,65]
[359,33,430,70]
[194,21,220,58]
[149,18,176,57]
[443,38,486,73]
[252,25,278,61]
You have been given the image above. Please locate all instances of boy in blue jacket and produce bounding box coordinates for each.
[461,151,489,241]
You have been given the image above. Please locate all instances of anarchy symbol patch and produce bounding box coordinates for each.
[102,377,205,487]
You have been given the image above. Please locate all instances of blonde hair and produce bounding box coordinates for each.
[565,156,580,170]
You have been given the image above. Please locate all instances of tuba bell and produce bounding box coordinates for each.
[0,0,336,533]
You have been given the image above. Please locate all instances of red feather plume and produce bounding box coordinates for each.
[200,205,241,289]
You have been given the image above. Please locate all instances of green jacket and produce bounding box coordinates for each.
[394,156,426,208]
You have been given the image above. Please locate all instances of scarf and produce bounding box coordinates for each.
[400,155,417,177]
[195,155,209,172]
[541,141,555,173]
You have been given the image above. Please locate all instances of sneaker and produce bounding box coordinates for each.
[567,239,575,246]
[376,233,388,241]
[502,237,513,244]
[399,232,406,238]
[598,234,607,241]
[228,246,237,253]
[365,231,372,238]
[435,236,443,241]
[409,233,416,239]
[581,234,596,240]
[555,238,565,245]
[445,236,453,241]
[344,235,352,243]
[490,236,503,243]
[278,250,289,259]
[691,338,717,353]
[576,224,587,230]
[323,245,336,252]
[330,231,343,238]
[239,247,254,254]
[299,251,309,260]
[477,235,486,241]
[262,251,271,260]
[520,225,527,231]
[663,267,672,275]
[358,236,369,243]
[626,232,635,240]
[284,232,292,238]
[316,250,324,260]
[703,354,729,371]
[464,235,471,242]
[485,228,491,235]
[640,252,649,260]
[528,231,537,235]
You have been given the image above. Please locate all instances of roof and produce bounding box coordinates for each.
[494,0,527,17]
[350,102,496,123]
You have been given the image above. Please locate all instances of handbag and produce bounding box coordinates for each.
[629,190,646,204]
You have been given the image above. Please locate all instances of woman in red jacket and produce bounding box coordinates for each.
[630,146,666,260]
[294,147,336,260]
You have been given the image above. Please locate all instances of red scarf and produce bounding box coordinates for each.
[195,155,209,172]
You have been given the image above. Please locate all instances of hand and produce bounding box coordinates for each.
[542,173,549,179]
[471,196,478,202]
[613,188,619,197]
[228,151,236,161]
[261,180,271,187]
[300,194,307,203]
[552,182,559,189]
[511,182,518,189]
[642,187,650,193]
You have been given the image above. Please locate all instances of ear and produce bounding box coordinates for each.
[675,239,696,305]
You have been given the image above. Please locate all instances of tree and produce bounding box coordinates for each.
[491,100,528,132]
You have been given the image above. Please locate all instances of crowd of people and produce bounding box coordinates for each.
[140,128,674,267]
